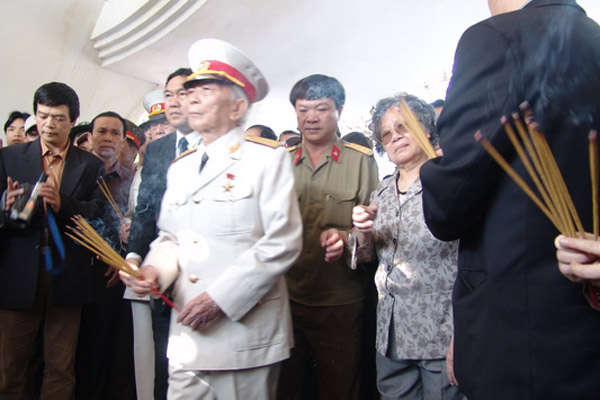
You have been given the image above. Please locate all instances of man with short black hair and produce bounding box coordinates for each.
[128,68,198,264]
[126,67,200,400]
[279,74,379,400]
[245,124,277,140]
[3,111,29,146]
[90,111,132,225]
[76,110,136,400]
[0,82,105,399]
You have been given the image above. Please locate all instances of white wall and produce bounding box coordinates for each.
[0,0,157,143]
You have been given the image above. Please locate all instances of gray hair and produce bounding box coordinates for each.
[368,93,438,155]
[230,84,251,127]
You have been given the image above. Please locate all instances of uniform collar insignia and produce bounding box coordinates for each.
[228,141,241,154]
[294,147,303,165]
[331,145,341,163]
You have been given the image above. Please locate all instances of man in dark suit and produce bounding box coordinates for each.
[127,68,196,261]
[420,1,600,399]
[0,82,105,399]
[75,111,136,400]
[126,67,198,400]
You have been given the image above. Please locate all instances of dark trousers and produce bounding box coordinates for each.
[151,298,171,400]
[75,272,136,400]
[0,270,81,400]
[277,301,364,400]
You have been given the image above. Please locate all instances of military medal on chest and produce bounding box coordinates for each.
[224,173,235,192]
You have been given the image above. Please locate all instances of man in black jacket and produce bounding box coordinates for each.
[126,67,198,400]
[0,82,105,399]
[420,1,600,399]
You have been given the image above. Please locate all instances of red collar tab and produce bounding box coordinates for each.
[331,145,341,163]
[294,147,303,165]
[190,60,256,102]
[125,131,141,149]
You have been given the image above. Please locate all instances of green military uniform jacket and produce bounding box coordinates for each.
[288,137,379,306]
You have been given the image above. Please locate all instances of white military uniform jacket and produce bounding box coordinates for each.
[143,128,302,370]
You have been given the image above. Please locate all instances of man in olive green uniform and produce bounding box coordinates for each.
[278,74,379,400]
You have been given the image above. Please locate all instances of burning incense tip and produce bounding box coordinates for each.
[500,115,509,125]
[590,130,597,141]
[474,130,483,142]
[527,120,540,131]
[519,101,531,111]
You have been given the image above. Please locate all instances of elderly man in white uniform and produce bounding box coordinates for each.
[121,38,302,400]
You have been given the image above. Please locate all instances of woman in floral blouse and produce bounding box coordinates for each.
[349,94,465,400]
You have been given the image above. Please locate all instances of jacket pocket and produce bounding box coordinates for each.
[320,189,356,228]
[195,183,255,235]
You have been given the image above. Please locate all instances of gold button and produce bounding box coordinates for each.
[189,275,199,283]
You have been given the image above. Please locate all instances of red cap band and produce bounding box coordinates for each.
[126,131,141,149]
[189,60,257,102]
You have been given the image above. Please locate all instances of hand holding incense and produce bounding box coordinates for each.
[66,215,179,311]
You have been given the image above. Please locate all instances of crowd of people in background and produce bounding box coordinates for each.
[1,1,600,400]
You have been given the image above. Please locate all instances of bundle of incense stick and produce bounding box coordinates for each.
[475,105,598,238]
[97,177,125,220]
[394,99,437,159]
[65,215,179,311]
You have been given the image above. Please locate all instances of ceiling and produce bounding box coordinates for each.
[2,0,599,141]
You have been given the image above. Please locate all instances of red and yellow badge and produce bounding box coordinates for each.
[224,173,235,192]
[148,102,165,117]
[197,61,210,72]
[331,145,341,163]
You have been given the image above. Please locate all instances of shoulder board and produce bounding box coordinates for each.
[287,145,299,152]
[170,148,198,164]
[343,141,374,156]
[244,135,282,149]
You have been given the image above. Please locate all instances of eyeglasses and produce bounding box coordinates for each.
[378,124,409,145]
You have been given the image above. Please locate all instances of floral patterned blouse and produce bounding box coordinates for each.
[350,170,458,359]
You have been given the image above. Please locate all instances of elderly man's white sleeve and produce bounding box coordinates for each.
[142,231,180,292]
[206,148,302,321]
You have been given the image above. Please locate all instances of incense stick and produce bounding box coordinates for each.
[474,131,561,231]
[97,177,125,220]
[533,126,584,236]
[394,99,437,159]
[528,126,575,236]
[476,108,587,238]
[67,216,179,311]
[590,130,599,239]
[501,116,562,231]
